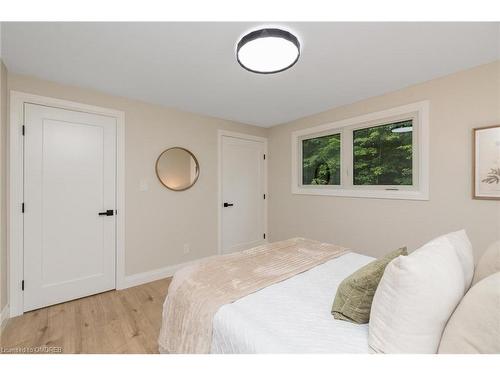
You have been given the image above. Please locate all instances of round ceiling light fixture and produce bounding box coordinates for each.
[236,28,300,74]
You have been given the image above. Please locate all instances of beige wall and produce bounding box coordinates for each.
[268,61,500,260]
[4,61,499,302]
[0,60,7,312]
[8,73,267,276]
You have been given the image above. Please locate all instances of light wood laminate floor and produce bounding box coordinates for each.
[0,278,171,354]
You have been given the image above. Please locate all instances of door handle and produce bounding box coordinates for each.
[98,209,114,216]
[223,202,234,208]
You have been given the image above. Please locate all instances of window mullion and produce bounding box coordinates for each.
[342,128,353,189]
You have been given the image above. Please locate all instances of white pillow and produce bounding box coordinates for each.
[369,235,466,353]
[444,230,474,292]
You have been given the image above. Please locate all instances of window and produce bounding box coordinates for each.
[353,120,413,186]
[302,133,341,185]
[291,102,429,200]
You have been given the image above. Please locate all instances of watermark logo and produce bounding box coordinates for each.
[0,346,63,354]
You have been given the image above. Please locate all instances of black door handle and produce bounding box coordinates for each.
[98,209,114,216]
[223,202,234,208]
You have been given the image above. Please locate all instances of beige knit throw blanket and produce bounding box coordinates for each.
[158,237,349,354]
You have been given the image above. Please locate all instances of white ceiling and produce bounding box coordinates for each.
[2,22,499,127]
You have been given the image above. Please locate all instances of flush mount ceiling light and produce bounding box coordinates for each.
[236,28,300,74]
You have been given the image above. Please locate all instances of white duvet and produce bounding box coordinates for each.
[211,252,374,353]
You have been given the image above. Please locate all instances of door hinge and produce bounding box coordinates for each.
[263,233,266,239]
[21,280,24,291]
[22,203,25,213]
[22,125,26,136]
[263,154,266,160]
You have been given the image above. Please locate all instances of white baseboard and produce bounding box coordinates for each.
[1,305,10,333]
[120,257,208,290]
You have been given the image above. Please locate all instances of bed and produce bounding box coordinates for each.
[160,233,498,354]
[158,238,373,354]
[211,252,374,353]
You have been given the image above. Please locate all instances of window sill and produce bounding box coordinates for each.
[291,187,429,201]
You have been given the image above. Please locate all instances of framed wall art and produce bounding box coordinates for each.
[473,125,500,200]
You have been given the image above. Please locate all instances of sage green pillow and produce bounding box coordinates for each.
[331,247,407,324]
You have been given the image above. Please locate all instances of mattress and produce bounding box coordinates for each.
[211,252,374,353]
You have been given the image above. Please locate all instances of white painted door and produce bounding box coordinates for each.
[221,135,266,254]
[23,103,117,312]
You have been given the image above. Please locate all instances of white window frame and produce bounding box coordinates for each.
[291,101,429,200]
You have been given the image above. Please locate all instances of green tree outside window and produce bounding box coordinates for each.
[301,120,413,187]
[302,133,341,185]
[353,120,413,185]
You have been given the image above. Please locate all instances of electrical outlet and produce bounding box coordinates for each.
[183,244,190,254]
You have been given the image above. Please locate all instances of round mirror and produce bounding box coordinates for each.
[155,147,199,191]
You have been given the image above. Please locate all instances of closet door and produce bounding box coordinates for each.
[23,103,117,311]
[221,135,266,254]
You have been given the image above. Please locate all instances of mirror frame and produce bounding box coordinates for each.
[155,147,200,191]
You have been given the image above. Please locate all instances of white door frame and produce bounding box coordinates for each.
[217,130,268,255]
[9,91,126,317]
